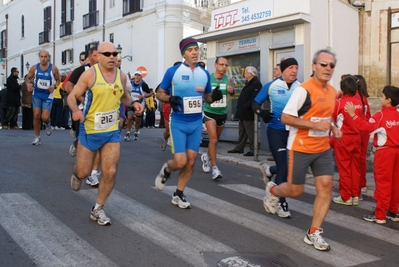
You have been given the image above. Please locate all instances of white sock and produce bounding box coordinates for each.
[94,203,102,210]
[212,166,218,170]
[91,170,98,176]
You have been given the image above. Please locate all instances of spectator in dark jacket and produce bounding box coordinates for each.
[2,67,22,129]
[0,86,7,126]
[228,66,262,156]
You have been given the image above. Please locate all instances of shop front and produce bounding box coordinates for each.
[194,0,358,149]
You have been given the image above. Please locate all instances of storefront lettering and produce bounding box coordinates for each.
[214,9,240,29]
[238,38,257,49]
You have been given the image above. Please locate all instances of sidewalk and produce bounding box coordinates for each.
[200,141,375,198]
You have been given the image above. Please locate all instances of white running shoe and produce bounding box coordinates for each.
[352,196,359,206]
[69,143,76,157]
[45,124,52,136]
[333,196,353,206]
[31,137,41,146]
[123,132,131,141]
[70,129,76,138]
[263,181,279,214]
[155,163,171,191]
[133,133,138,141]
[171,193,191,209]
[201,154,211,173]
[212,167,223,180]
[260,163,273,183]
[90,206,111,226]
[86,171,100,187]
[304,228,330,251]
[55,126,65,130]
[161,139,168,151]
[276,202,291,218]
[70,174,82,191]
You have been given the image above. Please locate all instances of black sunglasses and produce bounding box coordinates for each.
[318,61,335,69]
[99,51,118,57]
[80,58,85,61]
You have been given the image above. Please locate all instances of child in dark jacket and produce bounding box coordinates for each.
[345,85,399,224]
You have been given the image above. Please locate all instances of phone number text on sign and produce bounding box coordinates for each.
[241,8,272,23]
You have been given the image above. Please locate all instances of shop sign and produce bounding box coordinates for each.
[219,37,259,53]
[211,0,274,31]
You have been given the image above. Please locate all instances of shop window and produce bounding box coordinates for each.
[225,52,260,120]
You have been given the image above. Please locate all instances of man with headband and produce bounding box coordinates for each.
[154,37,222,209]
[253,57,301,219]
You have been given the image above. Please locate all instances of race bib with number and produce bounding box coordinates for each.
[308,117,330,137]
[37,79,50,90]
[210,95,227,108]
[130,92,141,102]
[94,110,117,130]
[183,96,202,114]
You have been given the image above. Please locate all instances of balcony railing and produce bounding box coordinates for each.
[83,10,99,30]
[39,30,50,45]
[60,21,73,37]
[185,0,233,9]
[122,0,142,16]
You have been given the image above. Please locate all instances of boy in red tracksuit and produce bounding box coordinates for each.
[332,76,364,206]
[346,85,399,224]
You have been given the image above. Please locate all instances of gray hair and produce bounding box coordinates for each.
[312,47,337,64]
[245,66,258,77]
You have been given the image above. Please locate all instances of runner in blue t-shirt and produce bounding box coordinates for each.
[154,37,222,209]
[25,50,60,145]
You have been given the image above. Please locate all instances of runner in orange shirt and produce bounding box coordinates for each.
[263,48,342,251]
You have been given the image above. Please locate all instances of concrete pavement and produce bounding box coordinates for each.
[199,141,376,199]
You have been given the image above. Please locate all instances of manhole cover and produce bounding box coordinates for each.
[203,252,299,267]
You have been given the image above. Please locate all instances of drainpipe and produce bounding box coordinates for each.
[53,0,56,63]
[5,14,8,77]
[102,0,106,41]
[387,7,391,85]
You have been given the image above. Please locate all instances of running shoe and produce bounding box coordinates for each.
[363,213,386,224]
[155,163,171,191]
[361,186,368,193]
[45,124,52,136]
[212,167,223,180]
[386,211,399,222]
[333,196,353,206]
[263,181,279,214]
[31,137,41,146]
[123,132,131,141]
[260,163,273,183]
[70,129,76,138]
[304,228,330,251]
[55,126,65,130]
[201,153,211,173]
[133,133,138,141]
[70,174,82,191]
[161,138,168,151]
[276,202,291,218]
[171,193,191,209]
[90,206,111,226]
[352,196,359,206]
[86,171,100,187]
[69,143,76,157]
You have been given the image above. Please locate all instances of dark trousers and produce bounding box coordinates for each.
[22,106,33,130]
[3,106,19,127]
[50,98,63,127]
[62,105,70,127]
[234,120,255,152]
[0,107,7,124]
[145,109,155,127]
[267,127,289,203]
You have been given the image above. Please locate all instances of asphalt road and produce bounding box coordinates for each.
[0,127,398,267]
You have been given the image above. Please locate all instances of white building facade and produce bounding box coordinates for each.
[0,0,220,87]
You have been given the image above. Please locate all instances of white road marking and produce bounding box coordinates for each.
[78,189,235,267]
[162,186,380,267]
[0,193,117,267]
